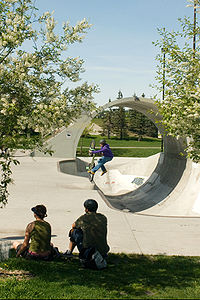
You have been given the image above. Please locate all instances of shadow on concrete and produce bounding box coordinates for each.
[2,235,57,240]
[58,141,187,214]
[101,153,187,213]
[59,158,88,178]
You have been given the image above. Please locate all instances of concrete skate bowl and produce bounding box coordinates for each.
[59,158,89,178]
[59,97,200,216]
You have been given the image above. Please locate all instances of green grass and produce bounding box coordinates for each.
[76,148,161,157]
[1,254,200,299]
[111,148,161,157]
[77,135,161,157]
[78,136,161,148]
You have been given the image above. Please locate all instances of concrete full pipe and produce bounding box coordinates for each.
[35,97,199,215]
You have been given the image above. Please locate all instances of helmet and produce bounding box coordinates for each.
[84,199,98,212]
[99,139,106,145]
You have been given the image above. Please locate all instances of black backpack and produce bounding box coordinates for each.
[79,247,107,270]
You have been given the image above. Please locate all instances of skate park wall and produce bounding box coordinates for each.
[34,97,200,216]
[34,97,184,159]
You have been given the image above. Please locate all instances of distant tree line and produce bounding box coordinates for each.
[98,91,158,140]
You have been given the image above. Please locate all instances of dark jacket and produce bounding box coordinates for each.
[75,212,110,256]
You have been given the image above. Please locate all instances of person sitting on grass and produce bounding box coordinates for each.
[64,199,110,267]
[88,139,113,176]
[13,205,57,260]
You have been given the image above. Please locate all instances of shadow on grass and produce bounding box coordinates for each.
[2,253,200,298]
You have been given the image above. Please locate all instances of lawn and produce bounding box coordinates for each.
[1,254,200,299]
[76,148,161,157]
[47,132,162,158]
[77,135,161,157]
[78,136,161,148]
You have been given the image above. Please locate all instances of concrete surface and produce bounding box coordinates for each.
[1,156,200,257]
[34,97,179,159]
[34,97,195,217]
[59,155,200,217]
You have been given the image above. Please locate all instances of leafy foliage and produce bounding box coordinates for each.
[0,0,98,205]
[111,107,128,140]
[127,110,158,140]
[154,0,200,162]
[98,108,158,141]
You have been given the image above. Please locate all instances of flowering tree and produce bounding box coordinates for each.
[154,0,200,162]
[0,0,98,206]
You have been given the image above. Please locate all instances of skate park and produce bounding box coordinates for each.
[1,96,200,257]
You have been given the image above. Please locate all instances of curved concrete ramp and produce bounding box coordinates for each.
[44,96,200,217]
[58,156,200,216]
[100,156,200,217]
[96,98,200,216]
[100,153,187,213]
[93,155,160,196]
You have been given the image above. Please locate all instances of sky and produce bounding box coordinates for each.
[35,0,193,106]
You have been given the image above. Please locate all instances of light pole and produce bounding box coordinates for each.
[193,0,197,58]
[160,47,166,152]
[161,48,166,102]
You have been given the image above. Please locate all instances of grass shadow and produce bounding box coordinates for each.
[1,253,200,299]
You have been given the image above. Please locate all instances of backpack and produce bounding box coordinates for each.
[79,247,107,270]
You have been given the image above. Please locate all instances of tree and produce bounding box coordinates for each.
[112,90,128,139]
[117,90,123,99]
[154,0,200,162]
[101,98,113,139]
[127,110,158,140]
[0,0,98,206]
